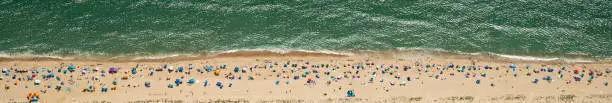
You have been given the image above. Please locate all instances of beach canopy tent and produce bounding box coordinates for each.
[109,68,118,73]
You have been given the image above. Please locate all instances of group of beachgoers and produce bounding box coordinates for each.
[1,60,610,102]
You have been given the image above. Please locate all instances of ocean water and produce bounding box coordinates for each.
[0,0,610,59]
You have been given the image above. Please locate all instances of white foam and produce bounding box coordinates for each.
[212,48,355,56]
[0,52,72,60]
[490,53,560,61]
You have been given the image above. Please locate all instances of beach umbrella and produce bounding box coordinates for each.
[168,66,174,72]
[131,69,137,74]
[476,80,481,84]
[179,67,184,72]
[68,65,75,72]
[234,67,239,72]
[145,82,151,87]
[347,90,356,97]
[215,70,220,76]
[34,80,41,85]
[188,78,195,84]
[55,86,62,90]
[109,68,118,73]
[206,66,212,72]
[168,84,174,88]
[175,79,182,85]
[122,75,128,80]
[547,68,554,72]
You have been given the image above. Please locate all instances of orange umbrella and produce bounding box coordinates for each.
[111,86,117,90]
[122,75,128,79]
[14,80,19,85]
[33,93,40,98]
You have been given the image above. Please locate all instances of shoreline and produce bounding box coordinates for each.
[0,50,609,63]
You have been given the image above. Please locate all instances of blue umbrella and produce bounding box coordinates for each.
[206,66,212,72]
[132,69,137,74]
[347,90,355,97]
[68,65,76,72]
[188,78,195,84]
[175,79,182,85]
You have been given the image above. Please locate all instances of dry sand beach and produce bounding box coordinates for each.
[1,51,611,103]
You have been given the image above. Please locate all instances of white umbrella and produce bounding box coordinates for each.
[34,80,41,85]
